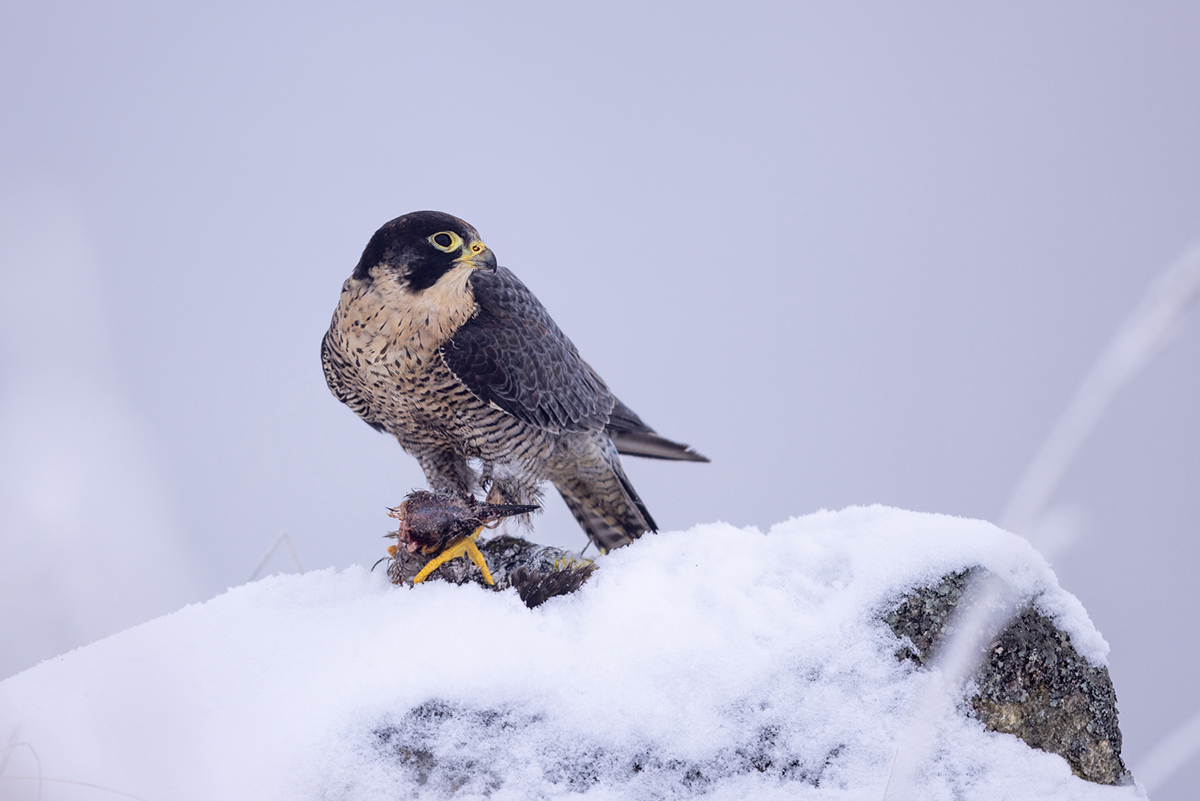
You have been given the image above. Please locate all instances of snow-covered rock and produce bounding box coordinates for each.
[0,507,1143,800]
[887,568,1127,785]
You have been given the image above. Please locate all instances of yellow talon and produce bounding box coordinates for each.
[411,526,495,586]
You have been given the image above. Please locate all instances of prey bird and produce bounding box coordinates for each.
[385,490,598,607]
[322,211,707,555]
[387,489,539,586]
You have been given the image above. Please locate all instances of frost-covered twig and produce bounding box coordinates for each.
[888,241,1200,796]
[247,532,304,583]
[1001,241,1200,535]
[885,574,1027,798]
[0,726,21,780]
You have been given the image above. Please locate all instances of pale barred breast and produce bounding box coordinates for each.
[392,360,557,468]
[331,276,556,468]
[334,276,469,370]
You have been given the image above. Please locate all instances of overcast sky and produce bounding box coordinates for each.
[2,2,1199,795]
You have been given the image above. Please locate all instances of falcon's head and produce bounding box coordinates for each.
[352,210,497,293]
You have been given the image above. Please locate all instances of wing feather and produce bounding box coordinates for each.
[440,267,615,433]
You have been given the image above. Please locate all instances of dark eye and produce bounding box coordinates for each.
[428,231,462,252]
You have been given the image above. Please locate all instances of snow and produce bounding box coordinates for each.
[0,506,1142,800]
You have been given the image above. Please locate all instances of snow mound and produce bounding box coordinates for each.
[0,507,1138,800]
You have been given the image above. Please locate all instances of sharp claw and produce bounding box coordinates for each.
[464,538,495,586]
[410,526,494,586]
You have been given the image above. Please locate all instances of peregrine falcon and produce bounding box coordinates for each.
[321,211,707,552]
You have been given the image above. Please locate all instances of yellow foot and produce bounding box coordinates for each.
[411,526,495,586]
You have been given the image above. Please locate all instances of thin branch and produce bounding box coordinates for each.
[0,735,42,801]
[881,746,900,800]
[1,774,156,801]
[247,532,305,583]
[0,725,23,779]
[1001,242,1200,534]
[281,532,305,574]
[886,241,1200,797]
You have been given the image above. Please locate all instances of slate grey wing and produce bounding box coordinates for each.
[439,267,654,549]
[440,266,617,433]
[442,266,710,466]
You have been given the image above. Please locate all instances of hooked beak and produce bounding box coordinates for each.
[456,242,498,274]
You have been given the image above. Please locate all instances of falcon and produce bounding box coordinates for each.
[321,211,707,556]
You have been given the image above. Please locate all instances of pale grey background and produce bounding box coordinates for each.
[2,2,1198,795]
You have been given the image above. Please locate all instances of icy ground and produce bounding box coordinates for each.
[0,507,1144,800]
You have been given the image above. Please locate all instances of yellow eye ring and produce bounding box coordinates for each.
[428,231,463,252]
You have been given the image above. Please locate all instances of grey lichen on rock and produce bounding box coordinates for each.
[367,699,844,796]
[884,569,1129,785]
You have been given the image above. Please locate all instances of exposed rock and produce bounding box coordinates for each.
[388,539,1130,786]
[368,699,843,796]
[885,569,1129,785]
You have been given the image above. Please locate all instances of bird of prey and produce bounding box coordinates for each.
[321,210,707,554]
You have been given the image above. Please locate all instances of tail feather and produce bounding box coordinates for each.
[551,436,656,552]
[605,398,709,462]
[609,430,709,462]
[557,487,650,552]
[613,464,658,533]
